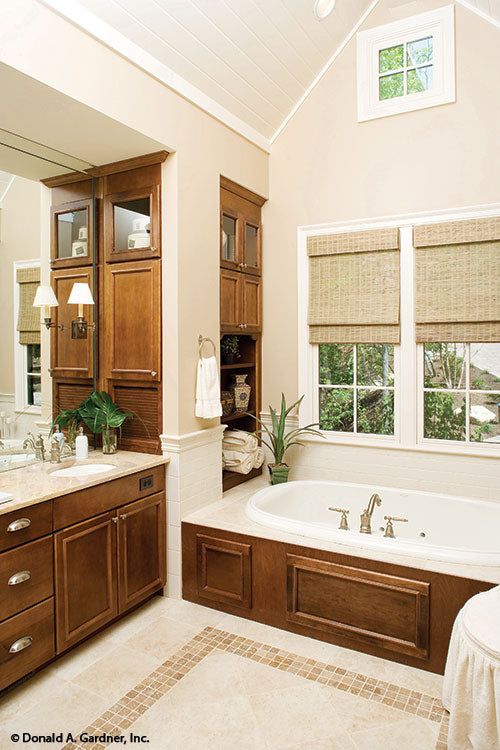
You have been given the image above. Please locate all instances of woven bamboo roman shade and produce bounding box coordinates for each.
[308,228,400,344]
[414,217,500,343]
[16,266,40,345]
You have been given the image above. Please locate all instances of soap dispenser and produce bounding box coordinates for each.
[75,426,88,460]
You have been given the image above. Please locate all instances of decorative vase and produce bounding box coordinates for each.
[220,390,234,417]
[230,374,251,413]
[269,464,290,485]
[102,427,117,454]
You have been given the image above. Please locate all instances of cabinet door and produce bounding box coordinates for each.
[50,199,94,269]
[220,185,262,276]
[220,269,241,332]
[117,492,166,613]
[54,512,118,653]
[104,185,160,262]
[242,275,261,333]
[103,259,160,381]
[50,267,95,379]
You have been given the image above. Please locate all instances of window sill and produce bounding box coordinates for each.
[302,433,500,459]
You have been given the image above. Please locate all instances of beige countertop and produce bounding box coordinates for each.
[184,476,500,586]
[0,451,170,515]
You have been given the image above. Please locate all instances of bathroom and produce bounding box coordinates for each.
[0,0,499,748]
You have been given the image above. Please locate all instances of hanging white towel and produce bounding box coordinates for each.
[195,356,222,419]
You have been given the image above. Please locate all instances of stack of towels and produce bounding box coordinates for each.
[222,430,264,475]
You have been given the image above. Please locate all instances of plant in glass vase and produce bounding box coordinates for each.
[78,391,133,454]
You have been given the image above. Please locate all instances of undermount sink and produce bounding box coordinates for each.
[50,463,116,478]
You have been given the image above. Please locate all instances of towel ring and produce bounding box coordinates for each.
[198,335,217,358]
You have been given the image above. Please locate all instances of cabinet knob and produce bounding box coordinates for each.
[112,517,118,524]
[9,636,33,654]
[150,246,157,252]
[151,371,157,377]
[8,570,31,586]
[120,514,128,520]
[7,518,31,533]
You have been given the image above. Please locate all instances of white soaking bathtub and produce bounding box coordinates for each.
[246,480,500,566]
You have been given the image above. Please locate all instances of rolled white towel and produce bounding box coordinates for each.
[222,449,255,475]
[253,447,264,469]
[222,429,258,453]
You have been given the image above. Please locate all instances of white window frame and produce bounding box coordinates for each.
[13,259,41,416]
[298,203,500,458]
[357,5,455,122]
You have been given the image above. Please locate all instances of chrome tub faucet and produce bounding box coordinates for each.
[23,433,46,462]
[359,492,382,534]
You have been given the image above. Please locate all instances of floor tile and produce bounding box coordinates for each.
[71,645,159,704]
[351,715,439,750]
[122,615,198,659]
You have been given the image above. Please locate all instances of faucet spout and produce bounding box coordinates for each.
[359,493,382,534]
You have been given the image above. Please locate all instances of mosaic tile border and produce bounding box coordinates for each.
[63,626,449,750]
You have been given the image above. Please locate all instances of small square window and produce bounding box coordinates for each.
[357,6,455,121]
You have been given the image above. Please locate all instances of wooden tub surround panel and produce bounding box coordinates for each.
[182,523,494,674]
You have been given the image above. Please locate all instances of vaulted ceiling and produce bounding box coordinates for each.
[41,0,500,149]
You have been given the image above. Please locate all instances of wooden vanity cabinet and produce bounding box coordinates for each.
[54,475,166,654]
[54,510,119,652]
[50,266,95,380]
[220,270,261,333]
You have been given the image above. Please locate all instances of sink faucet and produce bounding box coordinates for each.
[360,493,382,534]
[50,428,72,464]
[23,433,46,462]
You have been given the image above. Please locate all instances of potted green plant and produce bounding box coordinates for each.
[220,335,241,365]
[78,391,133,454]
[52,407,83,450]
[250,394,324,484]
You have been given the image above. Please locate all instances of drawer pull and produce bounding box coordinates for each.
[9,636,33,654]
[7,518,31,533]
[8,570,31,586]
[120,514,128,520]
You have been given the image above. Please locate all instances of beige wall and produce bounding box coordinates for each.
[263,1,500,498]
[0,176,41,395]
[0,0,269,437]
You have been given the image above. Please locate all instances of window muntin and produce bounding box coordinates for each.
[423,343,500,444]
[319,344,395,436]
[378,36,433,101]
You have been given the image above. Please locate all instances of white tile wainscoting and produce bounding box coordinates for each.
[161,425,225,598]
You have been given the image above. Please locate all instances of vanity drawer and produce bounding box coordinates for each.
[0,537,54,622]
[0,598,55,691]
[53,465,165,530]
[0,503,53,553]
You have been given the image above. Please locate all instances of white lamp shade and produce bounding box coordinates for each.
[33,285,59,308]
[67,282,94,306]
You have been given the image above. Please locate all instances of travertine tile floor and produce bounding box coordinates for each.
[0,597,448,750]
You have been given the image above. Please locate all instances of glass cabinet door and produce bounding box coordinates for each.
[105,186,160,262]
[244,223,260,274]
[221,214,237,264]
[51,200,93,268]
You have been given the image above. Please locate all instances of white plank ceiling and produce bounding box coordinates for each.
[41,0,499,147]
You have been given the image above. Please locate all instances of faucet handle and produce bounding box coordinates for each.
[383,515,408,538]
[328,507,350,530]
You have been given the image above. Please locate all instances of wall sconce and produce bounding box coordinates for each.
[33,285,61,330]
[33,282,95,340]
[67,283,95,339]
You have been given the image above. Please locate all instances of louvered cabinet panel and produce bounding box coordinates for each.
[108,383,161,454]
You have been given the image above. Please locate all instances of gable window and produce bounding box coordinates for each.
[357,5,455,121]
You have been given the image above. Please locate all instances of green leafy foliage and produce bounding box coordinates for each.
[424,391,465,441]
[249,394,324,466]
[78,391,133,435]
